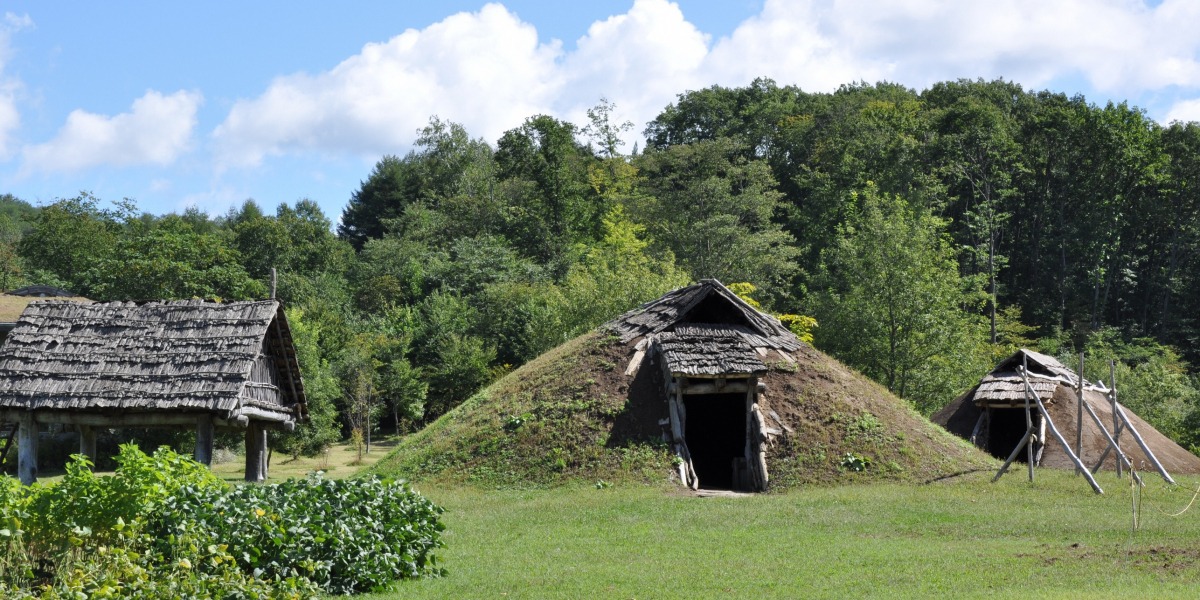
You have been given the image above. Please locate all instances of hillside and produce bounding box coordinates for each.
[368,330,995,490]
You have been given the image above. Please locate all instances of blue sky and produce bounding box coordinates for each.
[0,0,1198,223]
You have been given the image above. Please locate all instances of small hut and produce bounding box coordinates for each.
[934,349,1200,475]
[607,279,801,491]
[0,299,306,483]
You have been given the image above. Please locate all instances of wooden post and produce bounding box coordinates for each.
[78,425,97,462]
[1111,361,1121,479]
[1022,355,1034,482]
[18,412,37,485]
[1076,352,1084,475]
[195,415,214,466]
[244,421,267,482]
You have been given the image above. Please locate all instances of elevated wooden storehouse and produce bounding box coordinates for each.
[607,279,801,491]
[0,299,307,484]
[934,349,1200,475]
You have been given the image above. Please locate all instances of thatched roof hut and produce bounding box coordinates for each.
[0,299,306,483]
[933,349,1200,475]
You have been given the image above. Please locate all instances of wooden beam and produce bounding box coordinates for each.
[680,381,750,395]
[78,425,97,462]
[0,409,251,429]
[195,415,214,466]
[625,350,645,376]
[18,412,37,484]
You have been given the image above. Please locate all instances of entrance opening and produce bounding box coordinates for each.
[683,392,748,490]
[986,408,1040,462]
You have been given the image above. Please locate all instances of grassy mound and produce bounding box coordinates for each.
[369,332,995,489]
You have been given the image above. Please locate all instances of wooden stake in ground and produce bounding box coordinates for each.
[1023,354,1034,482]
[1111,360,1121,479]
[1076,352,1084,475]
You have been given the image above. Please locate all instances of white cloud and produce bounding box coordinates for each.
[21,89,202,174]
[213,3,563,168]
[705,0,1200,96]
[0,12,32,160]
[211,0,1200,169]
[1165,98,1200,124]
[560,0,709,138]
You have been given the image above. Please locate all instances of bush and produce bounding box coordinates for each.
[2,445,445,597]
[155,472,446,594]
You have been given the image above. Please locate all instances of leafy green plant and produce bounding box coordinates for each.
[154,472,445,594]
[840,452,871,472]
[2,446,445,597]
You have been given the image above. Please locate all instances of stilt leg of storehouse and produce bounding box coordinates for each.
[195,416,214,466]
[78,425,96,462]
[245,422,267,482]
[18,412,37,485]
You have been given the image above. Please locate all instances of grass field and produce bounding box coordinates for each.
[209,437,399,482]
[368,470,1200,599]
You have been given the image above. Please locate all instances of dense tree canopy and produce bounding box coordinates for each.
[6,81,1200,457]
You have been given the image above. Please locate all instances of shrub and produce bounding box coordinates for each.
[2,445,445,597]
[155,472,446,594]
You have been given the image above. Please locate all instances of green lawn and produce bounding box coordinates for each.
[370,470,1200,599]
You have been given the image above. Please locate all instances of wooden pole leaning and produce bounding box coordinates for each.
[1111,400,1175,485]
[1078,396,1143,486]
[1019,367,1104,494]
[992,429,1033,483]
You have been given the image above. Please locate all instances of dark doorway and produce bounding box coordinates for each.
[683,392,747,490]
[987,408,1039,462]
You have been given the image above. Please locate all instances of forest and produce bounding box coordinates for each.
[4,77,1200,456]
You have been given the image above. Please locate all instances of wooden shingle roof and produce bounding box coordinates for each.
[605,279,801,352]
[970,349,1099,407]
[0,299,305,424]
[654,324,769,377]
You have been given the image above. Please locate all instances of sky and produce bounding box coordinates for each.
[0,0,1198,223]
